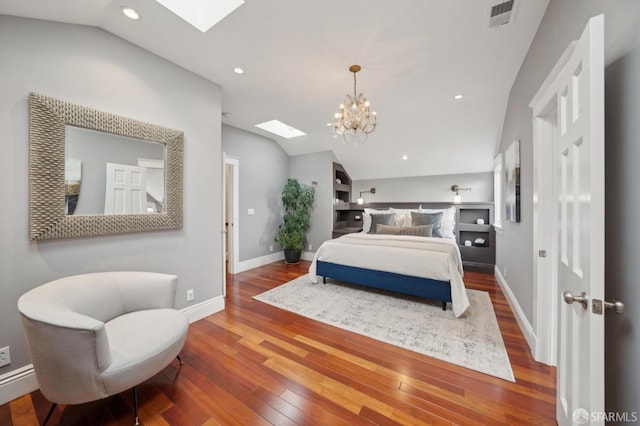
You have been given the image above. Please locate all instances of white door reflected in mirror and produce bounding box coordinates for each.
[104,163,147,215]
[65,125,166,215]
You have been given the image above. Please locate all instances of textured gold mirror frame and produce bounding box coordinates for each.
[29,93,183,240]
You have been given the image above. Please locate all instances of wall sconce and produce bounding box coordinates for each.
[451,185,471,203]
[357,187,376,205]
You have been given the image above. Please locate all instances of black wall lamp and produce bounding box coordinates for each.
[451,185,471,203]
[357,187,376,205]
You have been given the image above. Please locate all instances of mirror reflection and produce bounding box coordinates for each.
[65,126,165,215]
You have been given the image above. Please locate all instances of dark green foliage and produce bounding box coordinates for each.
[274,179,316,252]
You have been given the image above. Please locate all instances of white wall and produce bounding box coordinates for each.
[0,16,223,384]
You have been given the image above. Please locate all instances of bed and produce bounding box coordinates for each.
[308,206,470,317]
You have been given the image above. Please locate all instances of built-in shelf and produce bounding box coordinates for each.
[332,163,364,238]
[455,203,495,273]
[334,183,350,193]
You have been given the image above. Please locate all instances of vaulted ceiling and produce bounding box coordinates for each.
[0,0,549,180]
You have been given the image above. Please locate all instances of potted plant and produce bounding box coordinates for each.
[274,178,316,264]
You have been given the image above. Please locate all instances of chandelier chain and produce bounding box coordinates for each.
[353,71,357,99]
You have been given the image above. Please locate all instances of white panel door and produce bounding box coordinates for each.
[104,163,148,214]
[552,16,605,425]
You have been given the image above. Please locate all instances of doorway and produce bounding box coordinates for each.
[223,155,240,282]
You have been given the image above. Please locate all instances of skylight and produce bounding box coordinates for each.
[255,120,306,139]
[154,0,245,33]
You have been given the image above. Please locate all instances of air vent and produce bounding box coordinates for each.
[489,0,515,28]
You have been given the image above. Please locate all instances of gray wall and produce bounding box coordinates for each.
[0,17,223,375]
[353,172,493,204]
[604,45,640,419]
[222,125,289,261]
[289,151,338,252]
[495,0,640,416]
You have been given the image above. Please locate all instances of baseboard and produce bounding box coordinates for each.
[494,266,537,355]
[233,251,315,272]
[0,364,38,406]
[301,251,315,261]
[181,295,225,323]
[234,252,284,273]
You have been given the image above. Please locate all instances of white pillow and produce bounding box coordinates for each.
[362,212,371,233]
[389,208,420,227]
[419,206,456,239]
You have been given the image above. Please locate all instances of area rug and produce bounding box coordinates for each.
[253,275,515,382]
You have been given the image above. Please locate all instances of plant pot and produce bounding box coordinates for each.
[284,250,301,264]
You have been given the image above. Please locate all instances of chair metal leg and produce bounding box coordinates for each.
[176,354,184,365]
[442,301,447,311]
[42,402,57,426]
[323,276,326,284]
[133,386,140,426]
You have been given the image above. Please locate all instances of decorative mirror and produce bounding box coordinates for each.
[505,139,520,223]
[29,93,183,240]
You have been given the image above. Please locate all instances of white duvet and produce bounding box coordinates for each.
[309,233,470,317]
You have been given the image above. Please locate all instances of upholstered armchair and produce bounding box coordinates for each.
[17,271,189,425]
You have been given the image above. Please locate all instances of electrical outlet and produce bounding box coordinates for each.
[186,289,195,302]
[308,243,312,251]
[0,346,11,368]
[269,245,273,252]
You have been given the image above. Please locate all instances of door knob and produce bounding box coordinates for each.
[563,291,588,309]
[604,299,624,314]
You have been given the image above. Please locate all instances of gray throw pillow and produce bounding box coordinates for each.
[411,211,443,237]
[376,224,433,237]
[368,213,396,234]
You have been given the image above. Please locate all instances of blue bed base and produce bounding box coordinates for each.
[316,261,452,310]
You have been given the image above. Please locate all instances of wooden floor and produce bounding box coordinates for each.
[1,261,557,425]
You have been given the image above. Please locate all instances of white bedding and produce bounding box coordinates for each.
[309,233,470,317]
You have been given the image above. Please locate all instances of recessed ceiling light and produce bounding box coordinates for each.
[233,67,244,74]
[454,94,464,100]
[402,155,408,160]
[121,6,140,20]
[255,120,306,139]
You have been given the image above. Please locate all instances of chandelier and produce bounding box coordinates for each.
[332,65,377,145]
